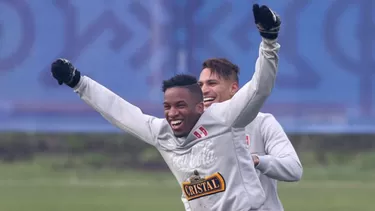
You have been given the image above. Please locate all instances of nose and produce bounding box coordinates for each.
[201,84,210,95]
[168,107,179,118]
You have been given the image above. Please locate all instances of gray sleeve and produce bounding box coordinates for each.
[73,76,163,146]
[211,39,280,128]
[255,114,303,182]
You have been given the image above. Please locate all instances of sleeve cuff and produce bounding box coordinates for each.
[255,155,272,173]
[73,75,86,92]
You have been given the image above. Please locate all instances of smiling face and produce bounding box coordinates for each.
[198,68,239,109]
[163,87,204,137]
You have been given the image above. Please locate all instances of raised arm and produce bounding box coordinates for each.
[74,76,163,145]
[50,59,162,146]
[210,5,281,128]
[255,114,303,182]
[228,39,279,128]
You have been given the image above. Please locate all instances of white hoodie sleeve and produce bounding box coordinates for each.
[210,39,280,128]
[256,114,303,181]
[73,76,163,146]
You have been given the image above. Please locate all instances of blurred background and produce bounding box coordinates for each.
[1,0,375,210]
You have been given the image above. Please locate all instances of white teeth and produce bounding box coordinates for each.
[171,120,182,125]
[204,98,214,102]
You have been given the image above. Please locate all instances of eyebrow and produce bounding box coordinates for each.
[163,100,186,105]
[198,79,218,84]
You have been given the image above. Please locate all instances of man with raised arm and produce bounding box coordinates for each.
[198,56,302,211]
[50,4,281,211]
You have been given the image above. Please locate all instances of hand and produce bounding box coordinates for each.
[252,154,260,167]
[252,4,281,40]
[51,58,81,88]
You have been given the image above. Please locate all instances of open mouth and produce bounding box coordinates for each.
[203,97,215,103]
[170,120,184,131]
[203,97,215,107]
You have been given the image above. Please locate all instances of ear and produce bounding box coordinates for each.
[230,82,239,97]
[196,102,204,114]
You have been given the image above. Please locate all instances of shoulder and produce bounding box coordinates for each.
[205,101,230,114]
[254,112,278,125]
[155,118,171,129]
[245,112,270,126]
[147,116,171,137]
[203,101,230,124]
[245,112,279,131]
[256,112,274,120]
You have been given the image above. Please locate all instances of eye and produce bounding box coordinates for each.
[163,104,170,110]
[176,103,186,108]
[208,81,217,86]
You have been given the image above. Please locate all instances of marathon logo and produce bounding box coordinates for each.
[182,170,226,201]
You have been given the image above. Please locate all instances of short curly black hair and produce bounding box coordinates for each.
[162,74,203,102]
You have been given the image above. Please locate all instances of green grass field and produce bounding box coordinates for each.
[0,157,374,211]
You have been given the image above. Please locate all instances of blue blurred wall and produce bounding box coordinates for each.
[0,0,374,133]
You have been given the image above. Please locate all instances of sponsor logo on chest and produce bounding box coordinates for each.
[182,170,226,201]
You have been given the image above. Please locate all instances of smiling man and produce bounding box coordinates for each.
[200,58,240,108]
[162,75,204,137]
[197,59,302,211]
[50,4,281,211]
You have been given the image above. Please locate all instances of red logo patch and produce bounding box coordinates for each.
[193,126,208,139]
[246,135,250,146]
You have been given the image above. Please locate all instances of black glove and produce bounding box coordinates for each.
[253,4,281,40]
[51,58,81,88]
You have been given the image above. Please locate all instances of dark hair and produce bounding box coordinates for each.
[162,74,203,101]
[202,58,240,82]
